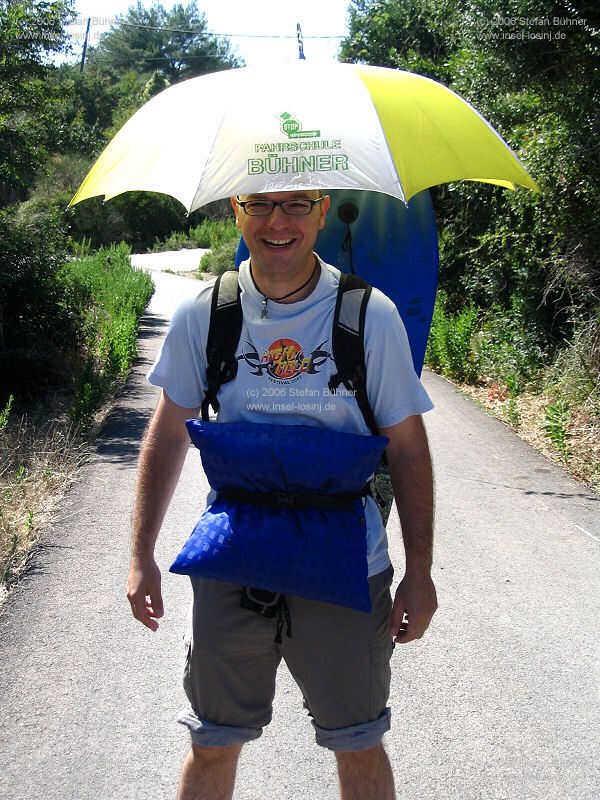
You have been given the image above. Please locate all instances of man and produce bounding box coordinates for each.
[127,189,437,800]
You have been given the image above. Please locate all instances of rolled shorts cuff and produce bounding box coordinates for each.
[312,707,392,752]
[177,706,263,748]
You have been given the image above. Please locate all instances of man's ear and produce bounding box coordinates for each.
[318,194,331,230]
[230,196,241,228]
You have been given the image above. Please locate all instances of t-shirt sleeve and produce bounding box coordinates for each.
[364,289,433,428]
[146,293,210,409]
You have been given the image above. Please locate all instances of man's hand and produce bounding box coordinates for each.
[127,390,198,632]
[380,415,437,644]
[127,556,164,632]
[390,572,438,644]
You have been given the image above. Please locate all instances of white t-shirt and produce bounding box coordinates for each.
[148,257,433,575]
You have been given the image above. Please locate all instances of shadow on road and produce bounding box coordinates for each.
[457,474,599,503]
[96,407,150,464]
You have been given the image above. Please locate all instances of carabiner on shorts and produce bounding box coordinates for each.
[240,587,292,644]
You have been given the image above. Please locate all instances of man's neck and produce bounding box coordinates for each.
[249,256,320,304]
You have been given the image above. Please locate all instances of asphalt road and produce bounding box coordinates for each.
[1,270,599,800]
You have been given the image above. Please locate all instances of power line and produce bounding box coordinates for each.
[212,32,345,39]
[118,21,345,39]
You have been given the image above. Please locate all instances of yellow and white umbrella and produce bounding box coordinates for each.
[70,61,539,212]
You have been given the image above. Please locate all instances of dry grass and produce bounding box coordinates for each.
[459,380,600,493]
[0,412,90,603]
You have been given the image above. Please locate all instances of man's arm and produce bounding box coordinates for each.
[127,390,199,631]
[380,414,437,644]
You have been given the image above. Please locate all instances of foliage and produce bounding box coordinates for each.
[43,63,122,156]
[87,0,242,82]
[24,152,192,252]
[426,291,480,382]
[0,0,74,202]
[3,3,243,253]
[68,192,193,252]
[0,204,79,401]
[152,218,239,252]
[342,0,600,410]
[61,243,154,423]
[341,0,460,80]
[0,409,87,590]
[543,399,571,460]
[0,198,153,416]
[199,239,239,277]
[545,313,600,409]
[0,395,13,431]
[427,289,552,391]
[473,302,545,392]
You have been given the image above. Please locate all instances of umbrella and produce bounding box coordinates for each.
[69,61,539,212]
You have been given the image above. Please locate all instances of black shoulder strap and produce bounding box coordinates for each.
[328,273,379,436]
[200,270,242,421]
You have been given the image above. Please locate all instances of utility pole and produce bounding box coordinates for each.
[80,17,91,73]
[297,23,306,60]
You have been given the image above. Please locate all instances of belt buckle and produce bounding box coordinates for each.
[274,491,296,509]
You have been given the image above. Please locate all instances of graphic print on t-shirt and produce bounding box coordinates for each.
[238,337,331,384]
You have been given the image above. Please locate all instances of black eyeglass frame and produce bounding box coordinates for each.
[235,195,326,216]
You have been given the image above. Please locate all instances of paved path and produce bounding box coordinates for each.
[1,271,598,800]
[131,248,210,273]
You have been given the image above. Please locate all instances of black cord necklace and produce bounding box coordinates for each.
[254,257,320,319]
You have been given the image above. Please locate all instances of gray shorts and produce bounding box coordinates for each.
[178,567,394,752]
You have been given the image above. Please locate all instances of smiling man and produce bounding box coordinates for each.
[127,189,437,800]
[232,192,330,301]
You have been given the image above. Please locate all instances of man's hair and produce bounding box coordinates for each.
[236,189,327,200]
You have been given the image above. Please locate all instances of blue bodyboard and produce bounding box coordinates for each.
[235,189,439,376]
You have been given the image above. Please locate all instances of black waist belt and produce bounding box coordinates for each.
[218,485,371,511]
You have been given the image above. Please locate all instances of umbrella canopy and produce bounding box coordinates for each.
[70,62,539,212]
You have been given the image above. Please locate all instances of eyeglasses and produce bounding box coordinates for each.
[235,195,326,216]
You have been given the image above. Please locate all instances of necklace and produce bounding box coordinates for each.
[254,257,320,319]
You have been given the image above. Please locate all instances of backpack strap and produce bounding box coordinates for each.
[329,273,394,525]
[201,269,380,436]
[200,270,242,422]
[328,273,378,436]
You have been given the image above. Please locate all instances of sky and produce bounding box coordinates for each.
[65,0,351,66]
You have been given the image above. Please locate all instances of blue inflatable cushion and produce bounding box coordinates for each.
[170,420,389,612]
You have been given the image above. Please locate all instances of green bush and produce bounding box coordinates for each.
[473,303,545,394]
[25,152,197,254]
[546,314,600,410]
[61,243,154,424]
[425,291,479,383]
[543,400,571,461]
[152,230,198,252]
[426,291,548,392]
[151,218,239,252]
[199,239,239,277]
[0,205,78,402]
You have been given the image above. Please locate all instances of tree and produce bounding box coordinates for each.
[340,0,600,351]
[340,0,463,81]
[0,0,74,203]
[44,63,122,157]
[88,1,242,84]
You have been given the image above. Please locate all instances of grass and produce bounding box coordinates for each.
[0,407,89,598]
[151,219,239,252]
[61,243,154,426]
[425,294,600,492]
[0,245,154,600]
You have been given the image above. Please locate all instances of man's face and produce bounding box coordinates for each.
[231,190,330,279]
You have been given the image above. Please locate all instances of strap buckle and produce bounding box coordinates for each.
[273,491,298,509]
